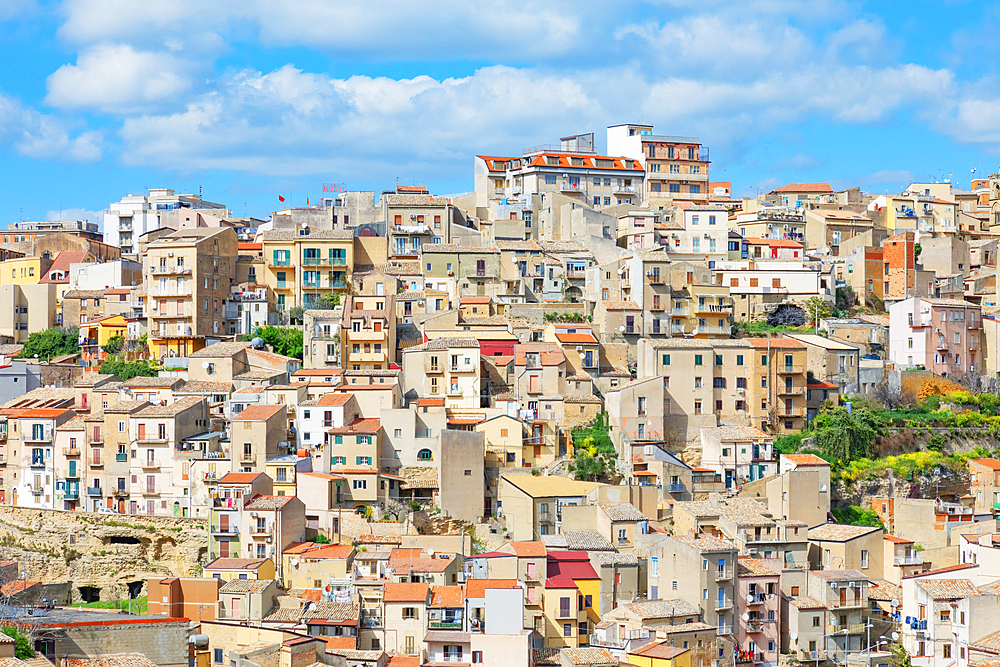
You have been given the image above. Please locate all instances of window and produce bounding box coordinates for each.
[352,479,367,490]
[403,607,417,619]
[791,586,799,596]
[694,354,703,366]
[563,624,572,637]
[943,645,951,659]
[812,616,820,627]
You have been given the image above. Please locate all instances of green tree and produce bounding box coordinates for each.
[288,305,305,324]
[804,297,833,324]
[248,325,304,360]
[889,642,911,667]
[812,406,877,461]
[831,505,884,528]
[313,294,341,310]
[99,360,157,380]
[102,333,124,356]
[18,326,80,360]
[2,626,35,659]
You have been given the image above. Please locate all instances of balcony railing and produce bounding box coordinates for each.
[151,265,193,275]
[116,453,128,462]
[777,364,804,374]
[211,525,239,536]
[667,483,686,493]
[714,567,732,581]
[251,524,273,536]
[428,621,463,630]
[63,448,81,457]
[894,554,923,566]
[87,486,103,496]
[715,597,733,610]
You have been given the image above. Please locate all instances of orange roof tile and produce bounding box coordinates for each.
[465,578,519,598]
[328,418,381,434]
[503,541,546,558]
[322,637,356,650]
[971,459,1000,471]
[555,333,599,344]
[317,393,353,406]
[771,182,834,193]
[430,585,465,608]
[783,454,830,466]
[884,535,914,544]
[383,582,429,603]
[742,337,807,349]
[415,398,445,406]
[233,404,285,421]
[219,472,265,484]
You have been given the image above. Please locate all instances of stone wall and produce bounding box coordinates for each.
[0,506,208,602]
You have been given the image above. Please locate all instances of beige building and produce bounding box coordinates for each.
[969,458,1000,515]
[303,309,341,369]
[260,229,353,311]
[0,283,58,344]
[341,294,396,372]
[238,493,306,578]
[498,474,602,541]
[787,334,860,395]
[231,404,288,473]
[807,523,883,578]
[401,338,481,409]
[145,227,239,358]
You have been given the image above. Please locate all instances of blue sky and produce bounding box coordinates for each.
[0,0,998,229]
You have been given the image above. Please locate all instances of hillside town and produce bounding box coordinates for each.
[3,126,1000,667]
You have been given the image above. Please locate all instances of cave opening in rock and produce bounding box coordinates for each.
[108,536,141,545]
[127,581,144,599]
[79,586,101,603]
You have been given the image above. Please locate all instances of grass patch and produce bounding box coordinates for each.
[77,596,147,614]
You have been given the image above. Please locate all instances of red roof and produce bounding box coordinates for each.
[783,454,829,466]
[808,382,839,389]
[503,541,546,558]
[233,404,285,421]
[415,398,445,407]
[328,418,381,434]
[461,296,490,304]
[103,287,132,295]
[239,243,262,250]
[547,555,600,580]
[884,535,913,544]
[383,582,429,603]
[544,576,578,589]
[903,563,976,579]
[555,333,599,344]
[742,337,806,349]
[39,251,87,283]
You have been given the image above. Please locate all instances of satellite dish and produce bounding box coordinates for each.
[890,599,898,608]
[831,618,838,626]
[619,326,625,332]
[891,632,899,641]
[202,361,210,369]
[579,352,586,359]
[746,594,754,603]
[742,613,750,621]
[252,337,264,348]
[789,632,798,641]
[510,256,518,262]
[306,602,316,612]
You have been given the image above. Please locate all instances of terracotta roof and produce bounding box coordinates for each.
[219,472,264,485]
[562,648,617,666]
[788,596,827,609]
[883,535,913,544]
[465,578,519,598]
[244,495,296,511]
[916,579,978,600]
[316,393,353,406]
[190,341,252,357]
[205,557,269,571]
[555,333,599,344]
[38,251,87,283]
[621,599,701,619]
[503,541,547,558]
[629,642,689,660]
[971,459,1000,471]
[220,579,273,593]
[296,544,355,560]
[233,404,285,421]
[783,453,830,466]
[382,582,429,603]
[742,336,806,349]
[429,586,465,608]
[737,557,779,578]
[328,418,381,435]
[600,299,641,310]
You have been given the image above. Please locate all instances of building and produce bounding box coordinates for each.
[786,334,860,394]
[145,227,239,358]
[260,230,353,310]
[607,125,710,202]
[888,297,982,377]
[969,458,1000,515]
[341,294,396,372]
[104,188,230,255]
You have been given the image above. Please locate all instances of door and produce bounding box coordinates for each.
[220,514,229,532]
[231,597,242,620]
[220,540,230,558]
[840,587,847,606]
[137,423,145,440]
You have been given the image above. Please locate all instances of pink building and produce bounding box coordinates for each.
[736,557,780,667]
[888,297,982,377]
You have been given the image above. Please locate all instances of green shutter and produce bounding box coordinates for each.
[737,355,744,366]
[715,355,722,366]
[662,354,670,366]
[695,354,702,366]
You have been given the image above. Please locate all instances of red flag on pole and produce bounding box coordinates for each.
[278,195,285,202]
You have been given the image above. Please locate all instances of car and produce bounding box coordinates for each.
[96,507,118,514]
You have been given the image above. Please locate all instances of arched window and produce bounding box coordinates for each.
[417,449,433,461]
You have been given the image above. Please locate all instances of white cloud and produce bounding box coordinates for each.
[0,0,36,20]
[46,44,196,113]
[0,93,102,161]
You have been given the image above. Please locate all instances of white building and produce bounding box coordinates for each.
[665,205,730,264]
[699,425,776,488]
[104,188,229,254]
[69,259,143,291]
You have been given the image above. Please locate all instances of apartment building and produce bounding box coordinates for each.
[303,309,342,368]
[340,294,396,372]
[666,205,730,263]
[734,209,806,243]
[231,404,287,473]
[145,227,238,358]
[643,534,737,634]
[766,183,836,209]
[497,475,602,541]
[969,458,1000,515]
[699,426,775,488]
[745,337,809,433]
[0,283,58,343]
[635,339,757,440]
[801,570,871,660]
[607,124,710,202]
[260,230,353,310]
[423,244,502,302]
[787,334,860,394]
[402,338,481,409]
[888,297,982,376]
[717,261,829,322]
[736,558,780,667]
[804,210,876,255]
[807,523,883,576]
[9,408,76,509]
[104,188,230,255]
[238,494,305,578]
[91,399,153,513]
[386,190,456,254]
[475,132,644,210]
[209,472,273,561]
[128,396,209,516]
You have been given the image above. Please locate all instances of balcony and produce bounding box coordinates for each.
[936,341,949,351]
[717,624,733,636]
[30,457,45,467]
[63,448,81,457]
[745,622,763,634]
[449,362,477,373]
[348,352,386,363]
[428,621,463,630]
[86,487,103,497]
[90,459,104,468]
[267,258,293,267]
[894,554,923,566]
[775,407,807,417]
[64,488,79,500]
[777,364,804,374]
[211,524,239,536]
[560,181,582,193]
[425,362,443,374]
[150,265,193,275]
[695,303,733,314]
[138,486,162,495]
[65,468,80,478]
[746,593,766,605]
[829,623,868,635]
[31,487,43,496]
[777,386,804,396]
[714,567,733,581]
[251,524,273,537]
[141,459,161,469]
[116,453,128,462]
[715,597,733,610]
[113,488,129,498]
[671,307,689,317]
[240,453,256,464]
[667,483,686,493]
[24,429,54,443]
[274,281,293,290]
[216,609,247,621]
[694,325,731,336]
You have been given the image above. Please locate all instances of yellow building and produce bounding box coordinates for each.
[260,230,353,311]
[628,643,692,667]
[281,542,355,590]
[79,314,127,368]
[203,557,275,581]
[264,454,306,497]
[476,414,524,469]
[542,552,602,647]
[0,256,51,286]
